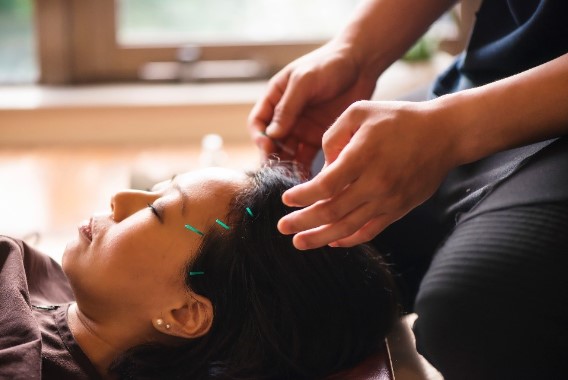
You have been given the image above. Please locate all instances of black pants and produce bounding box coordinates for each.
[373,137,568,379]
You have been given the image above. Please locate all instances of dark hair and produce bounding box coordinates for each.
[110,163,398,379]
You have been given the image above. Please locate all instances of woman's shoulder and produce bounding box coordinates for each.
[0,235,52,267]
[0,235,43,379]
[0,235,32,289]
[0,235,74,305]
[0,236,94,379]
[0,234,25,255]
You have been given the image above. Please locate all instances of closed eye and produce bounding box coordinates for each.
[147,203,163,223]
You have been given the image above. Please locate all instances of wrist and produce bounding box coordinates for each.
[428,92,488,167]
[427,53,568,168]
[330,33,385,82]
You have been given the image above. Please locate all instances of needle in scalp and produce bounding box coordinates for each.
[260,131,296,155]
[185,224,204,236]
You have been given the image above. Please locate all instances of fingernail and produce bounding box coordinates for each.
[265,123,278,136]
[282,190,302,207]
[281,192,294,207]
[294,239,308,251]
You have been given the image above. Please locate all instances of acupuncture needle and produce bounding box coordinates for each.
[260,131,296,155]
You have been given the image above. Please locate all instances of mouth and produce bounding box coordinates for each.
[79,218,93,242]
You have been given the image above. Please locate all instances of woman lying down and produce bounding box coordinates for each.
[0,163,398,380]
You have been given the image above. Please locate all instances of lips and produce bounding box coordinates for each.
[79,218,93,242]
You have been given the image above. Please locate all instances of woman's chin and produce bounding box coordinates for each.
[62,239,81,273]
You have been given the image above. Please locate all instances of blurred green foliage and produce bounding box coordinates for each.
[402,37,438,62]
[0,0,36,83]
[0,0,31,13]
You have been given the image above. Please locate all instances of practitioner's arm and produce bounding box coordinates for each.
[278,53,568,249]
[248,0,457,168]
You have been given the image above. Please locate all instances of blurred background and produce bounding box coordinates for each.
[0,3,473,377]
[0,0,469,260]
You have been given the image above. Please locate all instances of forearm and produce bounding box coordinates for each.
[435,53,568,166]
[334,0,457,79]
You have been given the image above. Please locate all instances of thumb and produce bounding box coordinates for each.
[266,75,311,139]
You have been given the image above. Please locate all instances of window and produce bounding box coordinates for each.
[0,0,37,84]
[36,0,363,84]
[118,0,361,45]
[34,0,472,85]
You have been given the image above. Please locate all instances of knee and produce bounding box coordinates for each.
[413,277,568,380]
[413,283,491,379]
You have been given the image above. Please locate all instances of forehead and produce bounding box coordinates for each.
[157,168,248,223]
[175,167,248,193]
[154,167,247,192]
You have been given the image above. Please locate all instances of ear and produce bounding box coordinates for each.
[154,293,213,339]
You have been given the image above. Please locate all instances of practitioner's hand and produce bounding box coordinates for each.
[247,40,377,172]
[277,100,460,249]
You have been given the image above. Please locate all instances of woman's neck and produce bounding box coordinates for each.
[67,303,134,378]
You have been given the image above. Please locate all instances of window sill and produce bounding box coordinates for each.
[0,53,453,146]
[0,81,266,146]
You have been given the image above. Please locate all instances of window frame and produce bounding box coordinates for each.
[34,0,475,85]
[35,0,323,84]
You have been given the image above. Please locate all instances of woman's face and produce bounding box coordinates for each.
[62,167,247,323]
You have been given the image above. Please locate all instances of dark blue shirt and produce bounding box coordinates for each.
[433,0,568,96]
[430,0,568,224]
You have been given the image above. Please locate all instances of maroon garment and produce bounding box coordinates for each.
[0,236,100,379]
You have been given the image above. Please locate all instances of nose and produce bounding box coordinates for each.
[111,189,157,222]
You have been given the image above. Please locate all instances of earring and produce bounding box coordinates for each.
[156,318,172,330]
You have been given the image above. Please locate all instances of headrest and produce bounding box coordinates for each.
[326,341,393,380]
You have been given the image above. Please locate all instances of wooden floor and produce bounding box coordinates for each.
[0,144,442,380]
